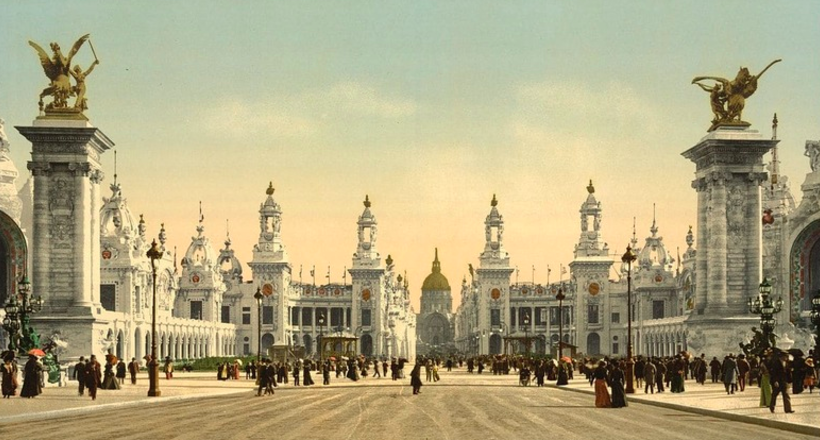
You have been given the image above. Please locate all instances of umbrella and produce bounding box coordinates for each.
[234,359,243,366]
[328,356,337,361]
[28,348,45,357]
[106,353,118,364]
[560,356,572,364]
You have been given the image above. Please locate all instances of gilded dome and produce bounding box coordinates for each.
[421,248,450,291]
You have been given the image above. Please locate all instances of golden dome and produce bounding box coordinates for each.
[421,248,451,291]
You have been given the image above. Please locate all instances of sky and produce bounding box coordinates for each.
[2,1,819,311]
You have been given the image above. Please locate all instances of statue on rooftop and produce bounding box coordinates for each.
[692,59,781,131]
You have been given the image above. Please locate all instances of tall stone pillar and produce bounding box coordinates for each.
[682,126,773,356]
[17,119,114,359]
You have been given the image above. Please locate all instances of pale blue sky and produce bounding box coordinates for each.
[2,1,818,307]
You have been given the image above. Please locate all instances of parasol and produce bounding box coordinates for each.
[787,348,804,357]
[328,356,337,361]
[560,356,572,364]
[28,348,45,357]
[234,359,243,366]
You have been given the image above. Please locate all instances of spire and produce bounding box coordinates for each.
[225,218,231,248]
[650,203,658,237]
[631,217,638,248]
[158,222,167,248]
[196,201,204,236]
[587,179,595,194]
[491,194,498,207]
[771,113,779,187]
[113,149,118,186]
[432,248,441,273]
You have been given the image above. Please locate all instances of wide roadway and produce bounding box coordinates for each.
[0,370,805,440]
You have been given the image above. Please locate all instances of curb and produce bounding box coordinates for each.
[549,384,820,437]
[0,388,250,425]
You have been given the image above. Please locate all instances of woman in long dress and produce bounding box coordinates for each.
[101,360,120,390]
[1,352,18,398]
[758,355,772,407]
[19,355,42,398]
[610,361,628,408]
[302,361,314,386]
[593,361,611,408]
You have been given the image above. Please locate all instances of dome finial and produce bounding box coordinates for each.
[266,182,275,196]
[587,179,595,194]
[364,194,371,208]
[491,194,498,207]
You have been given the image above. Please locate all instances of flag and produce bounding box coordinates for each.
[310,268,315,277]
[561,266,567,274]
[548,266,551,273]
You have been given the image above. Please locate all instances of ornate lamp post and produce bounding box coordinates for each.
[146,239,162,397]
[556,286,569,385]
[2,276,43,354]
[254,287,263,364]
[810,291,820,365]
[747,278,782,351]
[621,245,637,394]
[318,312,325,362]
[522,311,531,354]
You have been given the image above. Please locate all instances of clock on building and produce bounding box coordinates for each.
[491,288,500,300]
[262,283,274,296]
[588,282,600,296]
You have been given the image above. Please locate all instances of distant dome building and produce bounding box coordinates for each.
[417,248,454,356]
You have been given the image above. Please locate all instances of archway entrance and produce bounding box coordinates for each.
[789,220,820,320]
[587,333,600,355]
[0,209,27,306]
[360,334,372,356]
[489,334,502,354]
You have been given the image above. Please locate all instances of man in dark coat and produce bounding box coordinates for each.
[410,361,423,395]
[256,359,269,396]
[769,351,794,413]
[736,354,750,392]
[73,356,87,396]
[709,356,722,383]
[128,357,140,385]
[85,354,102,401]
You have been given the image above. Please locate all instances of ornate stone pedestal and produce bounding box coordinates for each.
[682,126,776,357]
[16,118,114,360]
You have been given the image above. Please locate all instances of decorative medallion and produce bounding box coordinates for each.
[491,288,500,300]
[262,283,274,296]
[521,287,528,295]
[102,250,112,260]
[588,282,600,296]
[304,286,312,295]
[536,287,544,295]
[654,274,664,283]
[191,273,201,284]
[551,287,557,295]
[318,287,326,296]
[334,288,341,296]
[362,288,371,301]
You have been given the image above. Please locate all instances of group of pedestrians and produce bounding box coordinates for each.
[1,352,44,399]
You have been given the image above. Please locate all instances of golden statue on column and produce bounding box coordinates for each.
[692,59,781,132]
[28,34,100,119]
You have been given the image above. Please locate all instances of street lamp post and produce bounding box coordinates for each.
[254,287,263,364]
[810,291,820,366]
[522,311,530,355]
[2,276,42,353]
[622,245,637,394]
[318,312,325,362]
[747,278,782,352]
[556,288,566,359]
[146,239,163,397]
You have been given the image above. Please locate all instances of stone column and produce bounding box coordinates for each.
[683,126,775,357]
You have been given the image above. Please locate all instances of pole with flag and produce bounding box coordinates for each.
[327,266,331,285]
[515,266,519,286]
[532,265,535,285]
[343,266,347,286]
[547,265,551,286]
[311,266,315,287]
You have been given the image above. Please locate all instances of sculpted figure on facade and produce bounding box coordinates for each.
[805,140,820,172]
[692,59,781,131]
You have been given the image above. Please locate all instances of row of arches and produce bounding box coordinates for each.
[103,325,237,362]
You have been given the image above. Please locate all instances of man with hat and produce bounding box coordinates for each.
[721,353,739,394]
[736,354,750,392]
[73,356,87,396]
[768,349,794,413]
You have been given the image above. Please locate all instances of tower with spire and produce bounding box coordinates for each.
[475,194,514,354]
[247,182,292,350]
[349,195,387,355]
[569,180,613,356]
[177,204,226,324]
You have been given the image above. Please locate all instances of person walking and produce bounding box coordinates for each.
[722,354,739,395]
[292,361,300,386]
[610,361,628,408]
[163,357,174,380]
[654,358,666,393]
[85,354,102,401]
[643,360,657,394]
[73,356,87,396]
[593,361,611,408]
[116,359,127,385]
[410,361,423,395]
[322,361,331,385]
[1,351,18,398]
[127,357,140,385]
[709,356,721,383]
[758,353,772,408]
[20,355,43,398]
[804,358,816,393]
[769,350,794,413]
[737,354,750,392]
[256,359,269,396]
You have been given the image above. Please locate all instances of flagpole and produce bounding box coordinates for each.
[532,265,535,285]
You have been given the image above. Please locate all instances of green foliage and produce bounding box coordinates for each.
[180,356,256,371]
